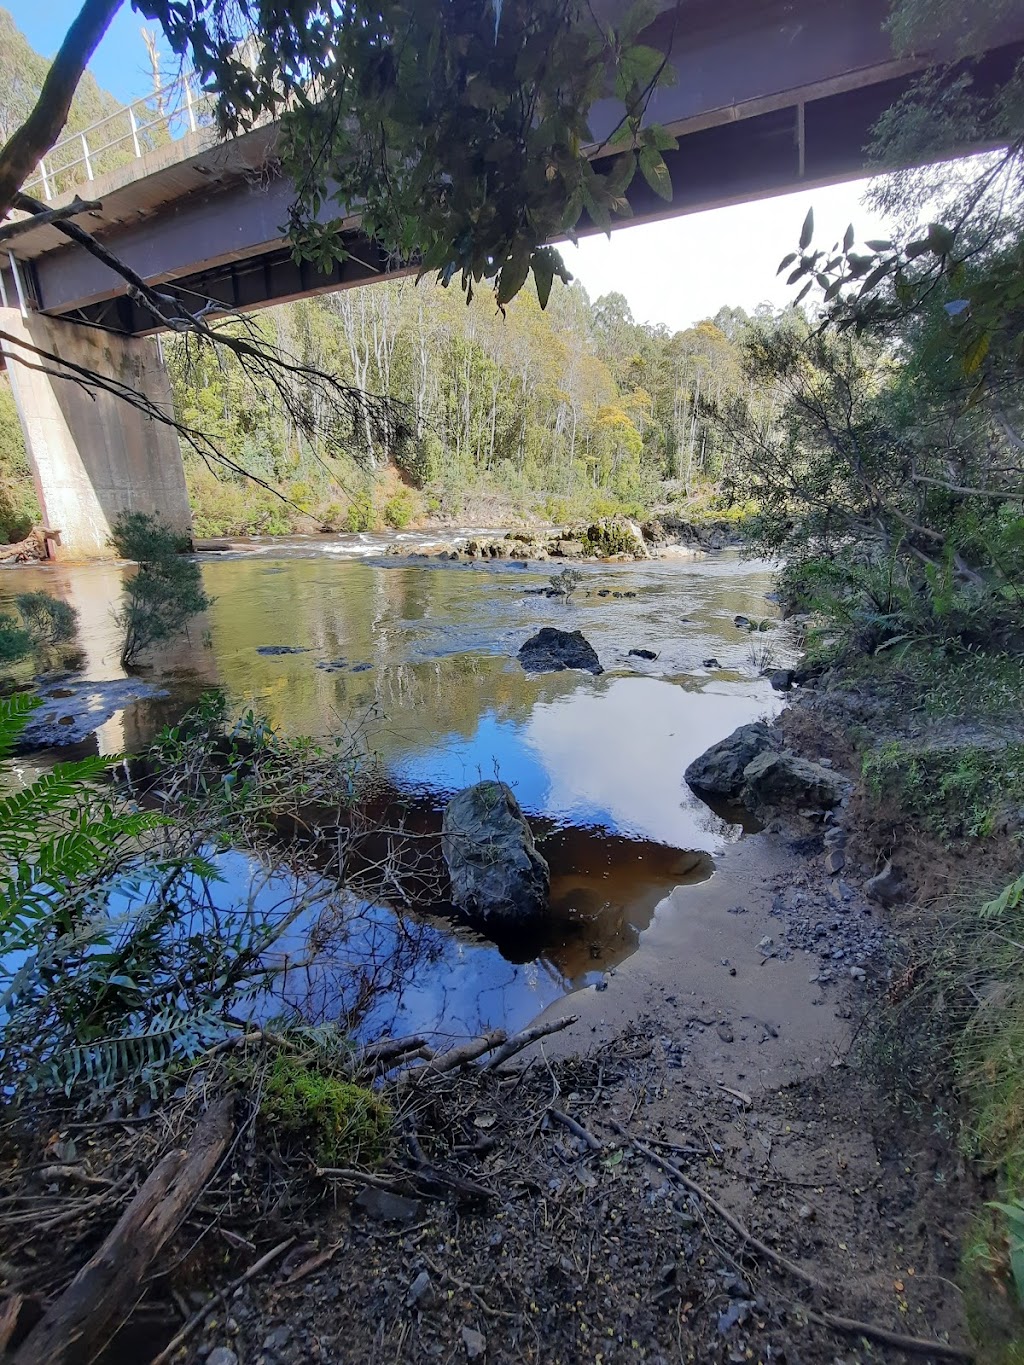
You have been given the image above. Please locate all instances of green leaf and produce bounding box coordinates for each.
[637,145,672,201]
[963,331,990,376]
[927,222,955,255]
[533,250,555,310]
[799,207,814,251]
[842,223,854,252]
[496,239,532,307]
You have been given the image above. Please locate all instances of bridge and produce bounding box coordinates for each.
[2,0,1023,558]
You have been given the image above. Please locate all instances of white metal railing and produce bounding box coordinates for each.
[24,71,214,201]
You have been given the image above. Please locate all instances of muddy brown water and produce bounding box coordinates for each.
[0,534,788,1040]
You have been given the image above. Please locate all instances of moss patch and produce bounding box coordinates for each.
[259,1054,391,1165]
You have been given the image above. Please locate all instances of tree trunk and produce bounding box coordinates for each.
[0,0,124,218]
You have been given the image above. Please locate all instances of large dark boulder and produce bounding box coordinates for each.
[684,722,776,799]
[441,781,550,924]
[518,628,603,675]
[741,750,851,812]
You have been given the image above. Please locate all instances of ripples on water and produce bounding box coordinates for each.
[0,534,788,1039]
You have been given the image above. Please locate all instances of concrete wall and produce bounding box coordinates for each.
[0,308,192,560]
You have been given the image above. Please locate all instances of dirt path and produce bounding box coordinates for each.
[178,825,974,1365]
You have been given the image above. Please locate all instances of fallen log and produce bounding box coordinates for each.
[14,1096,233,1365]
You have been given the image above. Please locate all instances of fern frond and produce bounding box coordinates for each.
[52,1007,232,1094]
[0,693,40,761]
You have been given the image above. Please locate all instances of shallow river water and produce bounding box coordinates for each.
[1,533,787,1041]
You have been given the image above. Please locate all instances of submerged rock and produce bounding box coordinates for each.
[629,648,658,660]
[20,677,169,750]
[770,669,795,692]
[742,750,851,812]
[684,721,776,799]
[442,780,550,924]
[518,627,603,675]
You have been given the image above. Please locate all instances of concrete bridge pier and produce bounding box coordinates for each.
[0,308,192,560]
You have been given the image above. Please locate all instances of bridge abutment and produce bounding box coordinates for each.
[1,309,192,560]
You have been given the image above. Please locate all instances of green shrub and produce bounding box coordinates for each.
[14,591,78,648]
[109,512,211,668]
[345,490,375,532]
[382,488,416,529]
[260,1052,391,1164]
[863,739,1024,844]
[0,612,31,664]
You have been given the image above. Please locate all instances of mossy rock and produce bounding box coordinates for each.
[260,1054,391,1164]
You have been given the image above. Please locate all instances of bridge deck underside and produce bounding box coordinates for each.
[3,0,1023,335]
[60,48,1021,337]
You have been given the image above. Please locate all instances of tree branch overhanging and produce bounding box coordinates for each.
[6,193,414,487]
[0,197,101,245]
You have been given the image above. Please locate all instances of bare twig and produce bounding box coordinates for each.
[149,1235,295,1365]
[547,1107,603,1152]
[806,1309,973,1362]
[612,1122,973,1361]
[608,1120,825,1293]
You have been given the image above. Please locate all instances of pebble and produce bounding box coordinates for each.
[717,1024,734,1044]
[849,966,866,981]
[263,1325,291,1352]
[406,1269,433,1307]
[206,1351,238,1365]
[461,1326,487,1360]
[355,1187,424,1223]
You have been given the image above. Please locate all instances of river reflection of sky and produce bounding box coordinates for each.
[394,674,776,851]
[165,851,569,1043]
[0,548,786,1041]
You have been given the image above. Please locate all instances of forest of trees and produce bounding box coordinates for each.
[161,281,778,536]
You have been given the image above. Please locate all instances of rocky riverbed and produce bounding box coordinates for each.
[383,514,744,564]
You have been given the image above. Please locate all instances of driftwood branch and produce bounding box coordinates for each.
[356,1034,430,1070]
[394,1029,507,1088]
[393,1016,577,1090]
[15,1096,234,1365]
[481,1015,577,1070]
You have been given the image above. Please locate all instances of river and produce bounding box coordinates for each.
[0,533,788,1042]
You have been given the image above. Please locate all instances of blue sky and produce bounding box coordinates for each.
[20,1,895,331]
[11,1,175,106]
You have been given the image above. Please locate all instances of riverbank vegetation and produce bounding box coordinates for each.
[715,5,1024,1346]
